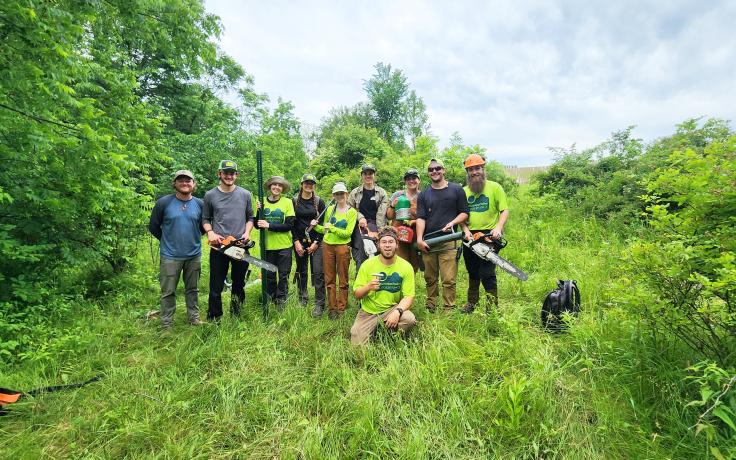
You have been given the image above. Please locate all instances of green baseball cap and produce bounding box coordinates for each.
[403,168,420,179]
[218,159,238,171]
[361,163,376,173]
[427,158,444,170]
[301,173,317,184]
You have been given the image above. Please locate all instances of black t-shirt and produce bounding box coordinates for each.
[292,194,326,242]
[359,188,378,221]
[416,182,469,234]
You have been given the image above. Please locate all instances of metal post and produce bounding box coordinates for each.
[256,150,268,320]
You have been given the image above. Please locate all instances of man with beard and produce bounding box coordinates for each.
[348,164,389,271]
[415,158,469,312]
[149,170,205,330]
[202,160,255,321]
[459,154,509,313]
[351,227,416,345]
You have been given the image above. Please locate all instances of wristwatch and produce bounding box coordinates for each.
[395,307,404,317]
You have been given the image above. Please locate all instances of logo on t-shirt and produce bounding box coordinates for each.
[330,216,348,229]
[378,272,402,293]
[467,194,490,213]
[264,208,285,224]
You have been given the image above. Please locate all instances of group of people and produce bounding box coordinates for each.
[149,154,508,345]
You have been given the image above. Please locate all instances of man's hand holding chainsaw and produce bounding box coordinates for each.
[204,225,251,247]
[204,225,223,246]
[461,213,506,243]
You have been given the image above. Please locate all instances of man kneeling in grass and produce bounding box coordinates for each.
[351,227,416,345]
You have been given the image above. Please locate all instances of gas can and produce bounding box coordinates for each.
[395,194,411,220]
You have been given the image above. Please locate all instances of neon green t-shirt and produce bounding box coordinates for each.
[263,196,295,250]
[316,205,357,245]
[463,180,508,231]
[354,255,415,314]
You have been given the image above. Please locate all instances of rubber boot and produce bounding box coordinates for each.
[461,278,481,313]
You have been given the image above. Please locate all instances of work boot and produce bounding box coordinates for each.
[328,309,342,320]
[461,303,476,314]
[311,304,324,318]
[462,279,481,314]
[189,318,205,326]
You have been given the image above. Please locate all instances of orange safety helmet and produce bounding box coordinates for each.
[463,154,486,169]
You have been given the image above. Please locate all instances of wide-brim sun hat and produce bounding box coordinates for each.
[265,176,290,194]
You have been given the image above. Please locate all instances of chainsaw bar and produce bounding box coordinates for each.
[463,239,529,281]
[482,249,528,281]
[213,239,278,273]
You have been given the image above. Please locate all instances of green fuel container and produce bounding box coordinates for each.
[395,194,411,220]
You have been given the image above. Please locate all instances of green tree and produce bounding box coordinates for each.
[0,0,250,359]
[404,90,430,150]
[363,62,408,145]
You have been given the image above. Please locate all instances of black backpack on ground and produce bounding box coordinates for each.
[541,280,580,332]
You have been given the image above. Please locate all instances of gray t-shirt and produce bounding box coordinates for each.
[202,186,254,237]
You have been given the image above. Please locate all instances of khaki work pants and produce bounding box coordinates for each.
[421,241,458,311]
[322,242,351,312]
[159,256,201,327]
[350,307,417,345]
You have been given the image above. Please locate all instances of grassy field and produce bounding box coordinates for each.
[0,190,711,458]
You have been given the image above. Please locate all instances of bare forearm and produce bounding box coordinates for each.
[354,284,373,299]
[497,209,509,231]
[416,219,426,240]
[397,296,414,311]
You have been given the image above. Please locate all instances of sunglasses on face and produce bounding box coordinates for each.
[428,167,443,173]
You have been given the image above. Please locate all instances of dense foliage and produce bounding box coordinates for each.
[0,0,307,359]
[532,118,736,453]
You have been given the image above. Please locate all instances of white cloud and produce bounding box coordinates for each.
[206,0,736,165]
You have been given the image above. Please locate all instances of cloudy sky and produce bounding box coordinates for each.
[205,0,735,165]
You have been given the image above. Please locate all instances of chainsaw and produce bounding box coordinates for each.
[361,227,378,258]
[463,232,529,281]
[211,236,278,273]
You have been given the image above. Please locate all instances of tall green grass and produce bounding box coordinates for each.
[0,188,716,458]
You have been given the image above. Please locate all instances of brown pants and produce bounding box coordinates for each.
[322,242,351,312]
[350,307,417,345]
[422,240,459,310]
[396,241,420,273]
